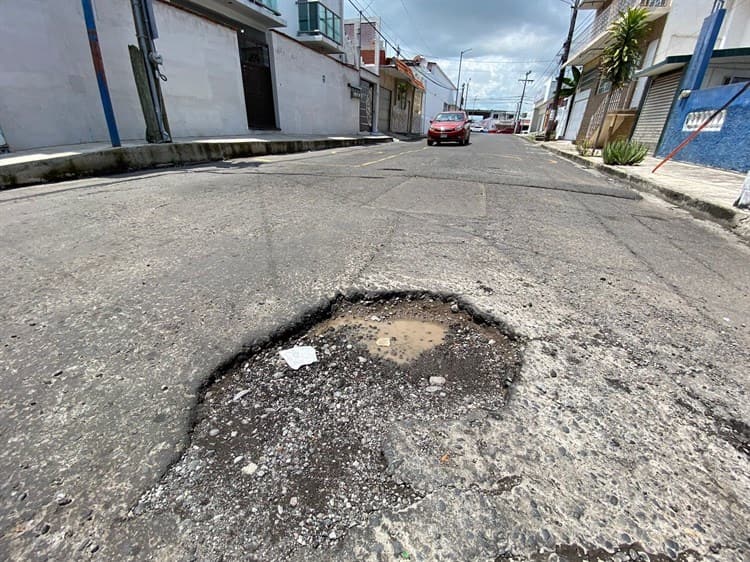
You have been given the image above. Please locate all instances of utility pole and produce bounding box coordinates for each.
[459,83,466,109]
[545,0,580,141]
[455,48,472,107]
[464,78,471,111]
[514,70,533,134]
[130,0,171,143]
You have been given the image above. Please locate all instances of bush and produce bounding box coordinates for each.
[576,139,594,157]
[602,139,649,165]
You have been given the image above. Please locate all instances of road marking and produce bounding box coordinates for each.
[359,147,427,167]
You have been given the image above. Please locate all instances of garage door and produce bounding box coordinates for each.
[563,89,590,141]
[378,87,392,133]
[631,70,682,153]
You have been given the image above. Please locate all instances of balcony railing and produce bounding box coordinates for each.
[298,1,342,44]
[570,0,670,59]
[251,0,280,14]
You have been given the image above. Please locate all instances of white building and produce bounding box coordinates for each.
[0,0,363,152]
[407,58,457,134]
[272,0,361,135]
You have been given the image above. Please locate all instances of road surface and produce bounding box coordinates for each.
[1,135,748,560]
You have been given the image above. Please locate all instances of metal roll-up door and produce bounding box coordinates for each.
[631,71,682,153]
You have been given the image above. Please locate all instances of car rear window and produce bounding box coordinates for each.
[434,113,464,121]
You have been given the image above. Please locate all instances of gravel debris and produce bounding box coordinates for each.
[133,296,522,561]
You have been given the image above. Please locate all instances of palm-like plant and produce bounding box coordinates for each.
[559,66,581,99]
[593,6,650,151]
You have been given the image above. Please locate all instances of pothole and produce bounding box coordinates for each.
[134,294,523,560]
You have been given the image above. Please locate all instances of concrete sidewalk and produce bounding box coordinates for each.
[0,133,392,189]
[536,139,750,242]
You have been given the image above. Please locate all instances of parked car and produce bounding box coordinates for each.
[470,122,484,133]
[427,111,471,146]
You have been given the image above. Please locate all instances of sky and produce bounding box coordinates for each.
[342,0,589,114]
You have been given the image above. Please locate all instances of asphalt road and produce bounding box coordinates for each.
[0,135,748,561]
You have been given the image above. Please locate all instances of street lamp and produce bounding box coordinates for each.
[455,48,472,107]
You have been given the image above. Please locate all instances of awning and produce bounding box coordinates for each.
[635,47,750,78]
[382,59,425,90]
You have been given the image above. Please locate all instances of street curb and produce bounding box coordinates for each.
[0,136,392,190]
[536,141,750,242]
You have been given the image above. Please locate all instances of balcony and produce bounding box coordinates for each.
[298,1,343,54]
[566,0,671,67]
[177,0,286,30]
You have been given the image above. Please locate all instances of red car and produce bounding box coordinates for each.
[427,111,471,146]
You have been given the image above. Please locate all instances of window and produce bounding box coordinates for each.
[396,81,409,110]
[298,1,342,44]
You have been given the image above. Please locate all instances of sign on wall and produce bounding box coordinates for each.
[682,109,726,132]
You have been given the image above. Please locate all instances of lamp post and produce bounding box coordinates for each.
[455,48,472,107]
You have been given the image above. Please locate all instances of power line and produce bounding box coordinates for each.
[346,0,410,58]
[397,0,436,56]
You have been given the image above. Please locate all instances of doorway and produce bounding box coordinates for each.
[238,29,276,129]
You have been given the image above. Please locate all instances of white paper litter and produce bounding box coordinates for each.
[279,346,318,370]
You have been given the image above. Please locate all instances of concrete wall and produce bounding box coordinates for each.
[152,2,248,138]
[656,82,750,172]
[270,31,359,135]
[0,0,145,150]
[718,0,750,49]
[0,0,249,151]
[655,0,750,61]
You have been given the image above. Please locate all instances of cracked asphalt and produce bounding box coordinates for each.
[0,135,748,561]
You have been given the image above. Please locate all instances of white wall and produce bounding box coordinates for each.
[0,0,145,150]
[153,2,248,137]
[655,0,750,62]
[414,63,455,134]
[270,31,359,135]
[719,0,750,48]
[0,0,250,151]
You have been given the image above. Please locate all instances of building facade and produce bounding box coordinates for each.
[563,0,749,164]
[0,0,366,152]
[407,58,457,134]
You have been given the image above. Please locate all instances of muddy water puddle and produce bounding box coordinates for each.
[314,309,447,364]
[134,295,523,561]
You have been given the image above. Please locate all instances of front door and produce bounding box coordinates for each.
[238,31,276,129]
[359,79,374,132]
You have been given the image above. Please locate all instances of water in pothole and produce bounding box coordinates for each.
[133,295,523,561]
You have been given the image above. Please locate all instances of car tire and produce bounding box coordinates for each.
[427,140,434,146]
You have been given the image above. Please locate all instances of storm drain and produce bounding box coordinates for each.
[134,294,523,560]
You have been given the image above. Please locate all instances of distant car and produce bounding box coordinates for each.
[427,111,471,146]
[470,123,484,133]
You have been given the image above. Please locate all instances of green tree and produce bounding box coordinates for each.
[593,7,650,152]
